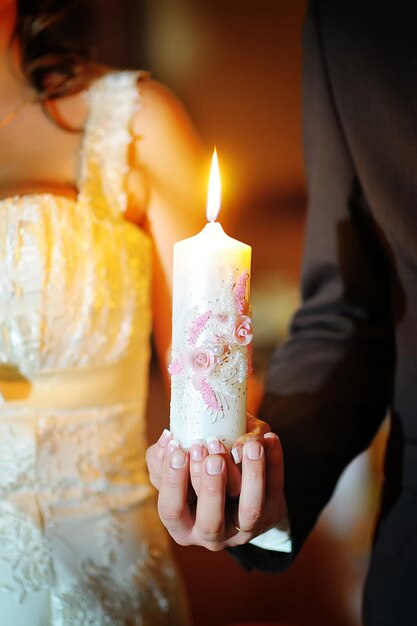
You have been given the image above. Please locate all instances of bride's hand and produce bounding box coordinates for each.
[145,415,287,550]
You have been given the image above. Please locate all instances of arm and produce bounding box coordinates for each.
[231,1,394,570]
[131,78,207,387]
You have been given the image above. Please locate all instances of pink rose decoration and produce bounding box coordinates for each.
[233,315,253,346]
[190,347,216,375]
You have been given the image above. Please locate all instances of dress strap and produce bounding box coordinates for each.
[77,70,143,218]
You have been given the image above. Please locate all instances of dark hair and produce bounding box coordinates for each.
[14,0,104,100]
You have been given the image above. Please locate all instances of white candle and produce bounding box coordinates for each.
[169,150,252,449]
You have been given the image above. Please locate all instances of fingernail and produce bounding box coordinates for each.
[170,449,186,469]
[231,445,242,464]
[263,432,279,442]
[190,441,205,461]
[207,437,222,454]
[206,455,224,475]
[244,440,263,460]
[158,428,171,448]
[167,440,180,454]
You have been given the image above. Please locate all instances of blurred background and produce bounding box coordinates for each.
[84,1,387,624]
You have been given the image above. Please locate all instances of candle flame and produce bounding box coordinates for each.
[206,147,221,222]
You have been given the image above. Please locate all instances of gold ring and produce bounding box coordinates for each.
[234,523,250,533]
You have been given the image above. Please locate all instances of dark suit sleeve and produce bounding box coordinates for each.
[229,1,394,571]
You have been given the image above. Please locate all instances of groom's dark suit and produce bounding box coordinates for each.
[231,1,417,623]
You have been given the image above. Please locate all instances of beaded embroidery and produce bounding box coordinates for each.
[169,269,253,422]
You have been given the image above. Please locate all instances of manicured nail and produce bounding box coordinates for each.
[158,428,171,448]
[231,445,243,464]
[244,440,263,460]
[264,432,278,440]
[207,437,222,454]
[190,441,205,461]
[206,455,224,475]
[170,449,186,469]
[167,440,180,455]
[263,432,279,445]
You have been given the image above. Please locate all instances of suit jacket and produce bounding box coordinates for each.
[231,2,417,623]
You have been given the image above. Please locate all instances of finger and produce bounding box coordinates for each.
[195,453,227,547]
[189,439,208,496]
[231,414,271,464]
[236,439,266,534]
[207,437,241,498]
[263,432,286,521]
[158,443,193,542]
[247,413,271,436]
[146,428,172,489]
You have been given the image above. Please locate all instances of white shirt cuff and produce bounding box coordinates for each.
[249,526,292,553]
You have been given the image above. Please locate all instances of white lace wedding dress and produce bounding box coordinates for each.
[0,72,190,626]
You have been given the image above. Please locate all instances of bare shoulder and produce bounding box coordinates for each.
[131,76,204,176]
[132,77,195,137]
[129,74,207,240]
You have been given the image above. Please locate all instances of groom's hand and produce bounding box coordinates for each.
[145,416,287,550]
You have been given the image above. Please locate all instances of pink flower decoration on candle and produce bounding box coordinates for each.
[190,347,216,374]
[197,378,222,411]
[168,359,184,375]
[188,311,213,346]
[233,315,253,346]
[234,270,249,314]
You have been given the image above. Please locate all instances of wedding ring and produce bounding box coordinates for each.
[234,523,250,533]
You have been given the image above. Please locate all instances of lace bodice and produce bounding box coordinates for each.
[0,72,189,626]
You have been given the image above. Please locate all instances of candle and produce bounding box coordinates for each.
[169,149,252,449]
